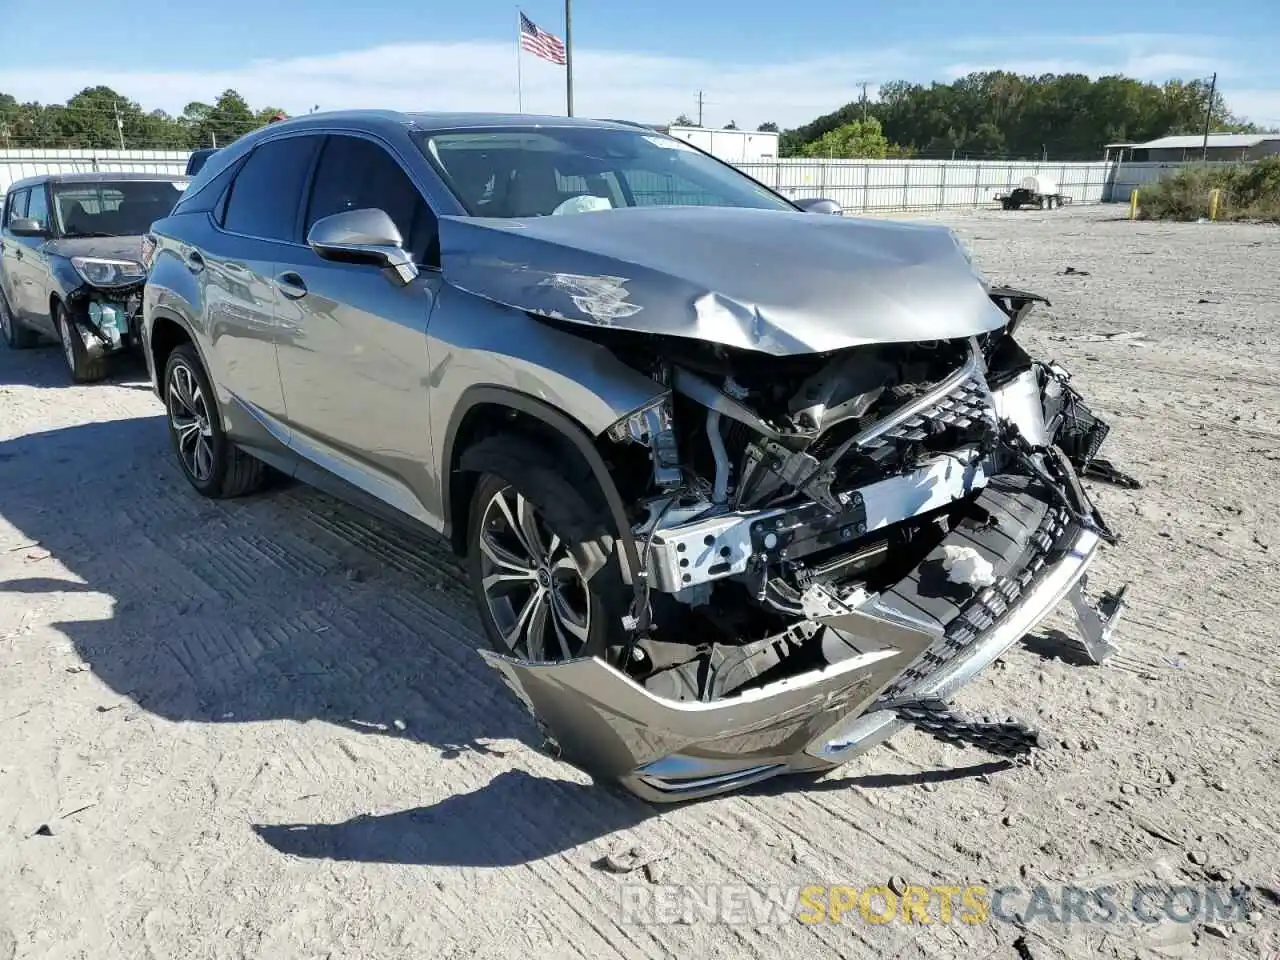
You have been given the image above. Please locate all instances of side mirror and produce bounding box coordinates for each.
[9,217,49,237]
[794,197,843,216]
[306,208,419,285]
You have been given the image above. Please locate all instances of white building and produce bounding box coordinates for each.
[1106,133,1280,163]
[661,126,780,163]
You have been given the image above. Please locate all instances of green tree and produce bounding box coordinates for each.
[798,117,889,159]
[757,121,779,132]
[780,71,1260,161]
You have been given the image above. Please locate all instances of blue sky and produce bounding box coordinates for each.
[2,0,1277,129]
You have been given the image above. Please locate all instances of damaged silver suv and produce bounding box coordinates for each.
[1,172,188,381]
[143,111,1132,802]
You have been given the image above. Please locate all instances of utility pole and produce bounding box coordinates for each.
[1201,71,1217,162]
[696,90,705,126]
[858,82,869,122]
[564,0,574,117]
[113,102,125,150]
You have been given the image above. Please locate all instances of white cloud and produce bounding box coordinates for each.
[1227,89,1280,127]
[0,34,1274,130]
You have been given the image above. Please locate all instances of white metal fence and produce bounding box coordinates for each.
[737,159,1117,211]
[0,149,189,195]
[0,149,1232,215]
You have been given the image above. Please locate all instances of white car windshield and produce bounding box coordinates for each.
[416,127,794,218]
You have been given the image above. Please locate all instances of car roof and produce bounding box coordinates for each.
[6,171,189,192]
[237,108,652,138]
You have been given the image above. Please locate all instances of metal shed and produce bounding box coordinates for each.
[1123,133,1280,163]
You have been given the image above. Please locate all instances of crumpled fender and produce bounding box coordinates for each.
[437,206,1012,357]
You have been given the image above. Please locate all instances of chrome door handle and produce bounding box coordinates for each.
[275,272,307,300]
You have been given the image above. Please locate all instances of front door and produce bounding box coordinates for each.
[13,183,55,335]
[201,133,323,429]
[274,133,442,526]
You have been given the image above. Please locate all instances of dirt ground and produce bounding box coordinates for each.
[1,205,1278,960]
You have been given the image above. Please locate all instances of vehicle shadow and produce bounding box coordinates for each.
[0,412,545,762]
[0,340,153,390]
[253,769,655,867]
[252,760,1014,867]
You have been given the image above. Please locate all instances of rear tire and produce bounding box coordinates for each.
[54,302,107,383]
[465,436,628,663]
[162,342,267,499]
[0,292,39,349]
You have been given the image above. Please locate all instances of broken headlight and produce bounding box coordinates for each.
[71,256,146,288]
[88,301,130,340]
[607,395,672,445]
[607,395,681,488]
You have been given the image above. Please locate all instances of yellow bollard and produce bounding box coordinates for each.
[1129,189,1139,220]
[1209,188,1221,221]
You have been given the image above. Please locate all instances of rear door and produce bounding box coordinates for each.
[201,134,322,429]
[273,132,443,526]
[0,188,28,321]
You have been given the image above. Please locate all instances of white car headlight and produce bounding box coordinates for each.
[71,256,146,287]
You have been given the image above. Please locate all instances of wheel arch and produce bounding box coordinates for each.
[442,386,641,587]
[146,308,209,394]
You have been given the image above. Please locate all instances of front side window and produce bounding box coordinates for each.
[222,136,321,241]
[52,180,187,237]
[5,190,28,225]
[305,135,439,265]
[415,127,794,219]
[25,186,50,229]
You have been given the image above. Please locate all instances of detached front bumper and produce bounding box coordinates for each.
[481,472,1126,803]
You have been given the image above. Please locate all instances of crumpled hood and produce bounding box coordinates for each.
[438,206,1009,355]
[46,236,145,264]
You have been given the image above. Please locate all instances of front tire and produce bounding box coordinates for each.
[465,440,628,663]
[0,292,39,349]
[54,303,107,382]
[163,342,266,499]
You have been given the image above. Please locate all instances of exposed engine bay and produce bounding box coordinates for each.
[65,281,146,357]
[570,287,1133,715]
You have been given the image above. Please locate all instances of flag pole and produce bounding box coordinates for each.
[515,8,524,112]
[564,0,574,117]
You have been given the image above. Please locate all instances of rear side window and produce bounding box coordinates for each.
[222,136,320,241]
[177,155,247,217]
[305,135,440,266]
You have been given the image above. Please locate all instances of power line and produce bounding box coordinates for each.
[1,103,277,127]
[1200,71,1217,161]
[856,81,870,122]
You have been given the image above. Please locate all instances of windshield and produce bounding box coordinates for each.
[52,180,187,238]
[414,127,795,218]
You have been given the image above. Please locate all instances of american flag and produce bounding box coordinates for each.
[519,11,567,66]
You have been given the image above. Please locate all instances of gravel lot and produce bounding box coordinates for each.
[1,205,1278,960]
